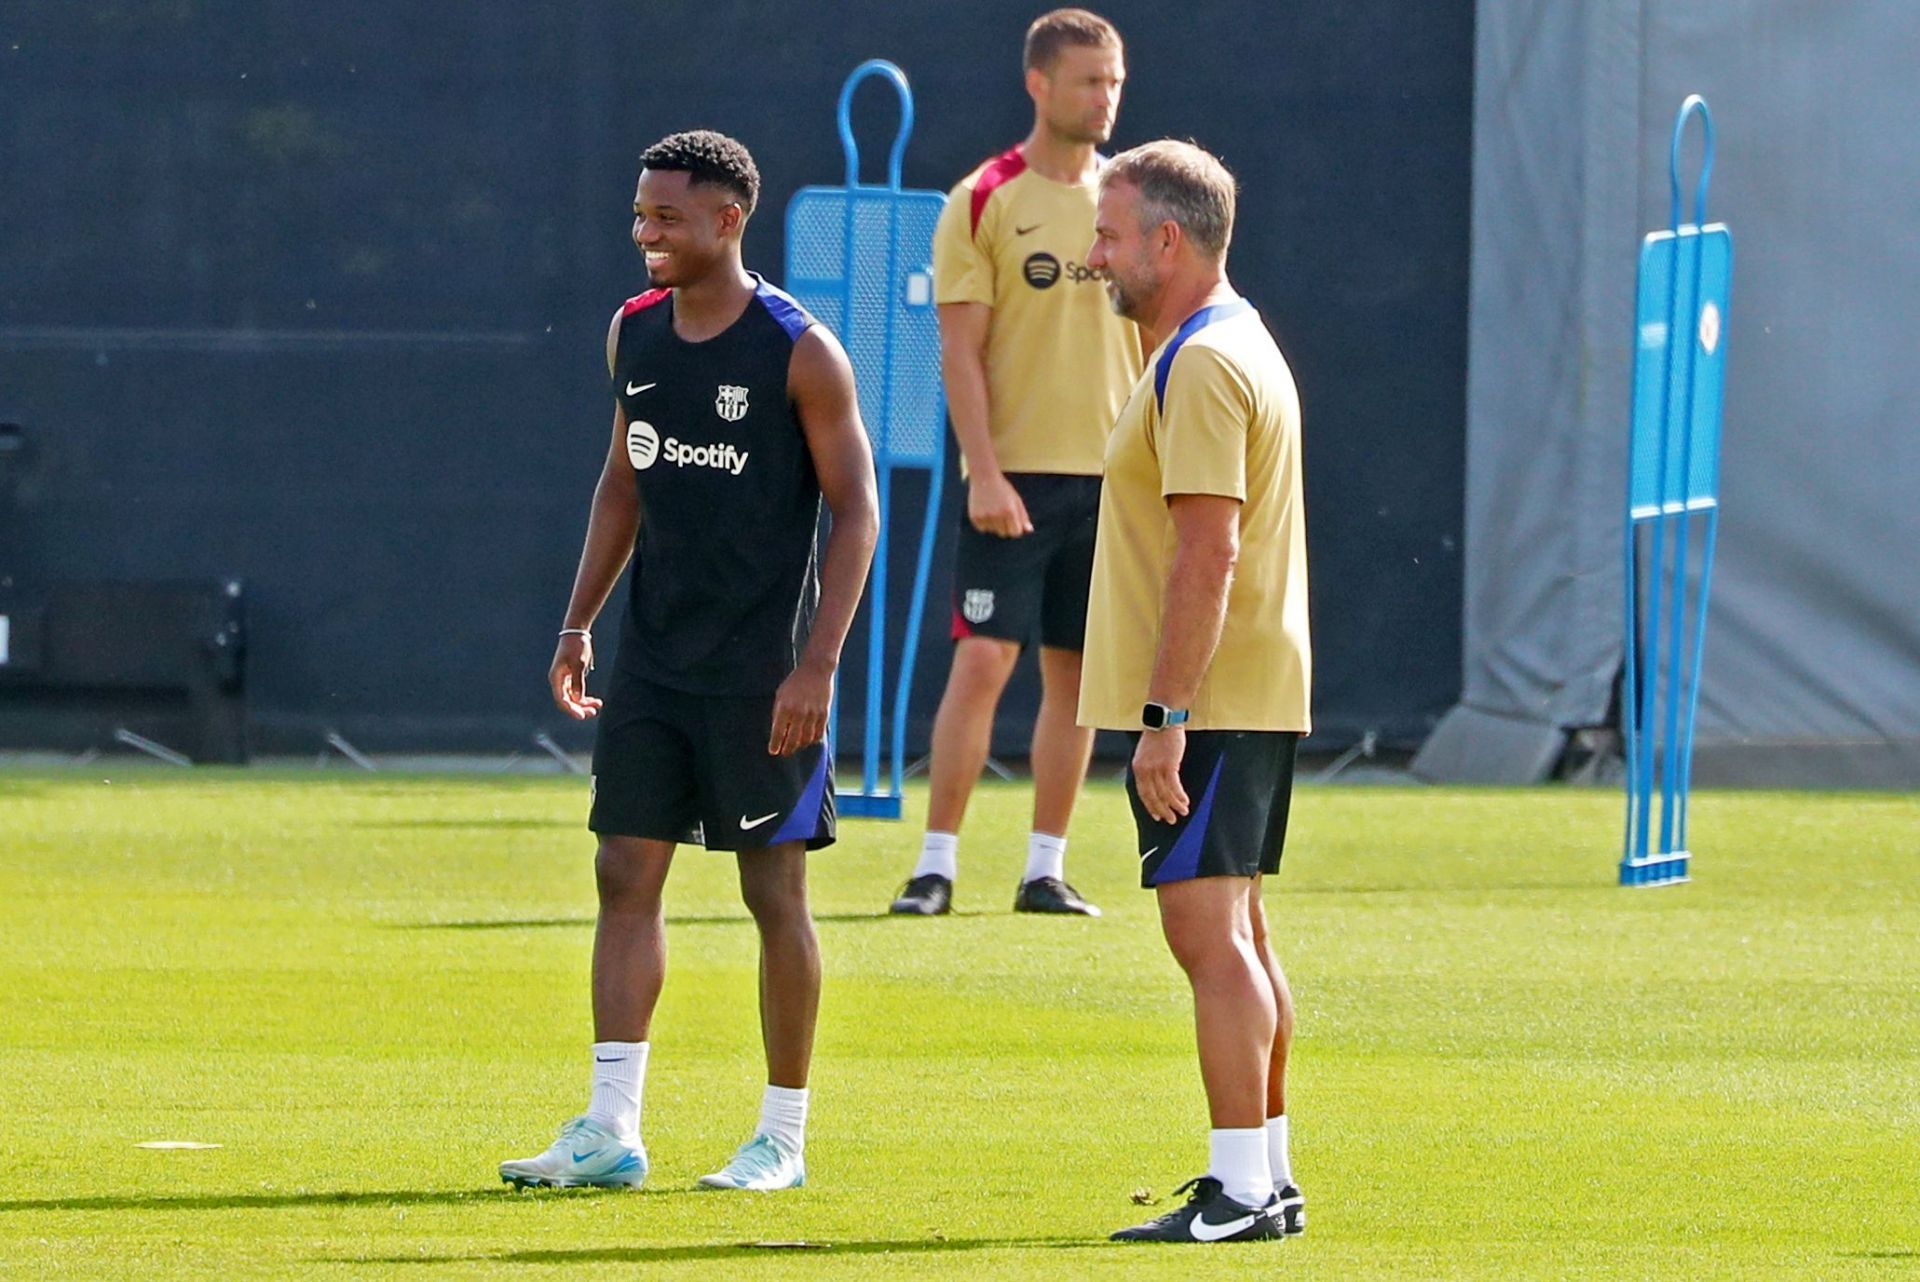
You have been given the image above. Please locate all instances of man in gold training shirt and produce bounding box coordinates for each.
[1082,141,1311,1245]
[888,8,1142,918]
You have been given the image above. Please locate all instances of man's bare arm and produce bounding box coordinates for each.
[547,313,642,719]
[1131,493,1241,822]
[1146,493,1241,709]
[548,401,640,718]
[771,324,880,754]
[939,301,1031,537]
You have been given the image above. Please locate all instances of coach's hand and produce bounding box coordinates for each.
[1132,727,1191,825]
[550,634,602,720]
[770,656,834,755]
[968,471,1034,538]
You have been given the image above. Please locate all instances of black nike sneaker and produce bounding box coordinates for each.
[1273,1182,1306,1236]
[1110,1177,1283,1244]
[888,874,952,916]
[1013,875,1101,916]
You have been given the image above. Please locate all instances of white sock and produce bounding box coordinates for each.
[758,1084,809,1153]
[1022,831,1067,884]
[586,1041,647,1139]
[1266,1114,1293,1189]
[913,831,958,881]
[1208,1127,1272,1208]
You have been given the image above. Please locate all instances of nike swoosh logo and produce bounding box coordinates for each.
[740,812,780,830]
[1191,1211,1261,1242]
[1014,223,1041,236]
[626,381,656,395]
[594,1056,622,1063]
[1138,846,1160,862]
[571,1148,604,1163]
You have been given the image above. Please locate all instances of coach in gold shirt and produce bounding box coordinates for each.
[888,9,1142,919]
[1083,140,1311,1246]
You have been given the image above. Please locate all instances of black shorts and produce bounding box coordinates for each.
[951,472,1100,650]
[589,672,835,851]
[1127,731,1299,887]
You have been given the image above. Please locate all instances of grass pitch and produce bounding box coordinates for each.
[0,768,1915,1279]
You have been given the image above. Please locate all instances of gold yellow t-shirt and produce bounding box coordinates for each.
[931,145,1142,476]
[1079,299,1312,732]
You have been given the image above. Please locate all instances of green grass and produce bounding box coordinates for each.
[0,768,1915,1280]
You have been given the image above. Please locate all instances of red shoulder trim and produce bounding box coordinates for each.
[621,288,671,317]
[969,146,1027,238]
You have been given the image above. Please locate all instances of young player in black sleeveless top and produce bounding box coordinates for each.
[500,131,877,1195]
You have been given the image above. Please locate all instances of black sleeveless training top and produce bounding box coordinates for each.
[608,273,822,696]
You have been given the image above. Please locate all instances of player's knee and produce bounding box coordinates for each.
[1160,916,1220,975]
[1038,646,1084,690]
[738,855,810,928]
[1247,903,1272,953]
[741,881,810,935]
[1161,908,1247,977]
[949,639,1019,693]
[595,838,664,912]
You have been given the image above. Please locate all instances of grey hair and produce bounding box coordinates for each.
[1099,139,1237,259]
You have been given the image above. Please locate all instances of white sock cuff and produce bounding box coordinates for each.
[1265,1114,1292,1186]
[914,831,959,880]
[1022,831,1067,884]
[1208,1126,1272,1208]
[586,1042,648,1137]
[759,1084,810,1151]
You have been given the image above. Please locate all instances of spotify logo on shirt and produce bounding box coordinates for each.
[1024,252,1062,289]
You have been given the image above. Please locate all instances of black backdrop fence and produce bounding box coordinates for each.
[0,0,1471,759]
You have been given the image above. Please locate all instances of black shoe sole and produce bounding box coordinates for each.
[1109,1227,1284,1244]
[1011,896,1101,916]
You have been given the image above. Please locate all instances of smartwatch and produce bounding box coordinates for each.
[1141,702,1190,731]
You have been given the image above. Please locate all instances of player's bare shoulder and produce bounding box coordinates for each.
[606,305,626,378]
[787,323,855,404]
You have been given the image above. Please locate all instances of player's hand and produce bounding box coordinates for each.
[967,471,1034,538]
[549,634,603,720]
[770,655,834,755]
[1131,727,1190,825]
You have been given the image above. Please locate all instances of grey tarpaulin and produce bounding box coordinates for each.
[1416,0,1920,787]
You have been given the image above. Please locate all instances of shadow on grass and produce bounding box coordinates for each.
[398,912,981,931]
[1282,878,1603,896]
[356,819,577,831]
[0,1187,638,1214]
[1838,1250,1918,1260]
[340,1236,1103,1266]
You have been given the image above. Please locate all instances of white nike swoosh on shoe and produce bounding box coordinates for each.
[740,812,780,830]
[626,381,656,395]
[1190,1211,1261,1242]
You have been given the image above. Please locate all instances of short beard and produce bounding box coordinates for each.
[1105,262,1154,321]
[1047,112,1110,147]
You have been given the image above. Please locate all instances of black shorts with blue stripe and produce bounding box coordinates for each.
[1127,731,1299,887]
[589,672,835,851]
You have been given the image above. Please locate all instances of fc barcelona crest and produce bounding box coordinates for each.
[715,384,750,422]
[961,589,995,624]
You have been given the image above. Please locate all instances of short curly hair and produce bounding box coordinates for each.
[639,129,761,217]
